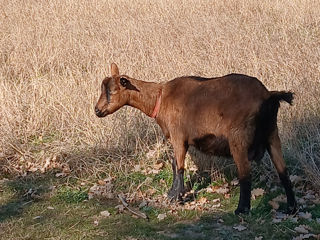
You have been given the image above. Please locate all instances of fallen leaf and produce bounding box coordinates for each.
[290,175,302,184]
[218,218,224,223]
[215,187,229,194]
[100,210,111,217]
[224,194,231,199]
[294,225,309,234]
[298,212,312,220]
[55,172,66,177]
[139,200,147,209]
[189,166,198,172]
[61,164,71,173]
[93,220,99,226]
[145,188,156,196]
[28,167,38,172]
[134,165,141,172]
[88,179,114,200]
[251,188,265,200]
[157,213,167,221]
[146,150,157,159]
[292,234,316,240]
[149,169,160,174]
[153,162,164,170]
[206,187,214,193]
[198,197,207,204]
[212,198,220,203]
[212,203,221,208]
[233,225,247,231]
[268,200,280,210]
[98,180,106,185]
[231,179,239,186]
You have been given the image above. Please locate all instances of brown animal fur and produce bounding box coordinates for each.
[95,63,297,214]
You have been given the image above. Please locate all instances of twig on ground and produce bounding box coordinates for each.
[118,194,149,220]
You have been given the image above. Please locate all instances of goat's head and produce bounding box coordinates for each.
[95,63,139,118]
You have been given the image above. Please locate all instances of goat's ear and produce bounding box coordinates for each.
[111,63,119,77]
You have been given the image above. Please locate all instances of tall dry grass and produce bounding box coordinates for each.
[0,0,319,187]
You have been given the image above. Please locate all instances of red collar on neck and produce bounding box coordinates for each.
[150,89,162,119]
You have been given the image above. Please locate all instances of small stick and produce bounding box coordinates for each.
[118,194,148,220]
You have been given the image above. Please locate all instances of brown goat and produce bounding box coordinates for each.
[95,63,297,214]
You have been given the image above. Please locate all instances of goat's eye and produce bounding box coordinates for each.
[120,77,128,87]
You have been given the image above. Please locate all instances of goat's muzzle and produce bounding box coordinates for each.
[95,106,108,118]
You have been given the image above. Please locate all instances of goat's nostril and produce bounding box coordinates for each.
[95,107,101,114]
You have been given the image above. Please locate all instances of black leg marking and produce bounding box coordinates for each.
[279,169,297,214]
[168,169,185,201]
[171,158,177,182]
[168,159,177,199]
[235,176,251,215]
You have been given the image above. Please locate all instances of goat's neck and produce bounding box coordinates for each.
[127,79,162,117]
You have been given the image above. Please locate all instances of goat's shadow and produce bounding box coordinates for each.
[0,172,58,222]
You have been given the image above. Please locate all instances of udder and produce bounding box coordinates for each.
[192,134,231,157]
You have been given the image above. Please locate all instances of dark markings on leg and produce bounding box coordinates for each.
[279,169,297,214]
[177,168,185,201]
[235,176,251,215]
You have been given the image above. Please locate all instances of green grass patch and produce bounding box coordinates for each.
[1,170,319,240]
[55,186,88,204]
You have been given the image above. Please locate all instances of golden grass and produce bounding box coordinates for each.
[0,0,319,187]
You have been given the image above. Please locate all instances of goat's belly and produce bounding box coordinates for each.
[192,134,231,157]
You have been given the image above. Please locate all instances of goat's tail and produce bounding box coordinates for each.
[249,91,294,162]
[260,91,294,134]
[269,91,294,105]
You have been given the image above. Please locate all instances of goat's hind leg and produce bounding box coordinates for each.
[268,128,297,214]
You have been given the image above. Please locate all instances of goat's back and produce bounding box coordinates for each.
[162,74,270,124]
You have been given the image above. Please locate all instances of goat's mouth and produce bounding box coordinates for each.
[96,111,108,118]
[95,107,109,118]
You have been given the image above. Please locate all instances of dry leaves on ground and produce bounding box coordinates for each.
[88,177,114,200]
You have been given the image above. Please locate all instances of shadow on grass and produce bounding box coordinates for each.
[0,172,60,222]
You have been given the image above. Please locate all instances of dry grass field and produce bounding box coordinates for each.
[1,0,319,185]
[0,0,320,239]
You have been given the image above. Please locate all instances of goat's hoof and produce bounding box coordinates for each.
[234,206,250,215]
[286,204,298,215]
[167,189,184,203]
[167,189,178,201]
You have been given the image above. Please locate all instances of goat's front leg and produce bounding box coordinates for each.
[232,147,252,215]
[167,141,188,201]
